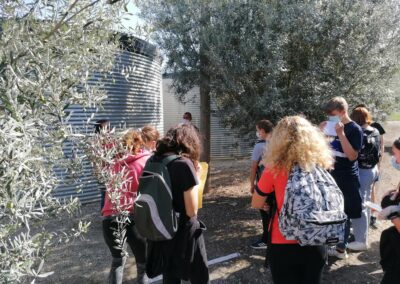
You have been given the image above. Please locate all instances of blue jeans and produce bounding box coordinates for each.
[337,219,351,251]
[351,166,378,244]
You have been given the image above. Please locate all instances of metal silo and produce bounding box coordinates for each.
[53,36,163,204]
[163,77,253,160]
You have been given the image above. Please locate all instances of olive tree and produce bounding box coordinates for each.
[0,0,130,282]
[138,0,400,135]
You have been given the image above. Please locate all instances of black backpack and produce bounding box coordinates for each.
[358,127,381,169]
[255,139,266,181]
[135,155,180,241]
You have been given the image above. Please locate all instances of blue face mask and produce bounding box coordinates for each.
[328,115,341,123]
[392,156,400,171]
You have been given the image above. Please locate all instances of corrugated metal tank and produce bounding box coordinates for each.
[53,37,162,204]
[163,78,253,160]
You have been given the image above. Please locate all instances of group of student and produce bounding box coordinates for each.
[249,97,400,284]
[95,97,400,284]
[96,118,208,284]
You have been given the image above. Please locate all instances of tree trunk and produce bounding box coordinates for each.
[199,2,211,192]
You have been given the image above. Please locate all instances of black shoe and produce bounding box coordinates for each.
[250,240,267,250]
[370,216,377,227]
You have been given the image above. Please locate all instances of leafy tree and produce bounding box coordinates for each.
[0,0,129,282]
[138,0,400,135]
[137,0,213,164]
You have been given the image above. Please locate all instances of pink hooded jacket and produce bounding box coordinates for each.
[101,150,151,217]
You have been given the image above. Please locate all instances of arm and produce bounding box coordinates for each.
[336,123,358,161]
[249,161,258,194]
[252,190,267,209]
[251,169,273,209]
[337,132,358,161]
[184,185,199,218]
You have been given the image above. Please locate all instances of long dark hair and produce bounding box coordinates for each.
[155,124,201,169]
[394,137,400,150]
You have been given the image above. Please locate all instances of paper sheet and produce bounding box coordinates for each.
[365,201,382,212]
[324,121,337,137]
[198,162,209,209]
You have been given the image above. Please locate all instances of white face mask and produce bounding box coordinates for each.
[182,119,190,125]
[256,131,261,139]
[328,115,341,123]
[391,156,400,171]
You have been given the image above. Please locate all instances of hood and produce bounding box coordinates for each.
[115,149,151,166]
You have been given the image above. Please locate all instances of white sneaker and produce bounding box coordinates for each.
[327,247,348,259]
[347,241,368,251]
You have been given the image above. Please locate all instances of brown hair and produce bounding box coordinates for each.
[141,125,160,144]
[256,119,274,134]
[325,97,348,113]
[122,129,143,155]
[351,107,372,126]
[155,124,201,169]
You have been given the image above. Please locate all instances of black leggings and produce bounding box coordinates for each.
[269,244,326,284]
[102,216,146,263]
[260,209,270,243]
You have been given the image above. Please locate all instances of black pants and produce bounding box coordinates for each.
[102,216,146,263]
[100,185,106,211]
[269,244,326,284]
[260,209,270,243]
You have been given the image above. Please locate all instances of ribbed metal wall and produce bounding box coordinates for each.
[163,78,253,160]
[53,39,162,204]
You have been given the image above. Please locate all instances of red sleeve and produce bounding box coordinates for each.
[129,168,139,193]
[257,168,274,194]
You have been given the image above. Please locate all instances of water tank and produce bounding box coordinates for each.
[53,36,162,204]
[163,77,252,160]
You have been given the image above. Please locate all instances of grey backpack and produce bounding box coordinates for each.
[134,155,180,241]
[278,165,347,246]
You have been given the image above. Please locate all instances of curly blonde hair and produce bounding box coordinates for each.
[122,129,143,155]
[264,116,334,174]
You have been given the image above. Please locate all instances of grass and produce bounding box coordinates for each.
[388,112,400,121]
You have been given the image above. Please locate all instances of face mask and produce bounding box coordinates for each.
[182,119,190,125]
[256,131,261,139]
[328,115,341,123]
[391,156,400,171]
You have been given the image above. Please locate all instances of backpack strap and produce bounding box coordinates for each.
[161,154,181,166]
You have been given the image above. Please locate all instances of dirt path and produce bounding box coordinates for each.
[36,123,399,284]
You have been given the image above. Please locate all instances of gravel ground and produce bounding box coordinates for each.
[36,122,399,284]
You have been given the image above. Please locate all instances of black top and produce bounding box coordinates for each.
[380,226,400,284]
[371,122,386,135]
[163,156,199,216]
[331,121,363,175]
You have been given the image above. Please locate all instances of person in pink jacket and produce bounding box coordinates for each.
[102,127,159,284]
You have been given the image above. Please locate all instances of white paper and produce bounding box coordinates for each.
[365,201,382,212]
[324,121,337,137]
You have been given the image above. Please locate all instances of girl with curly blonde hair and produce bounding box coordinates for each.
[252,116,333,284]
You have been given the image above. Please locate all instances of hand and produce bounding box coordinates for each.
[335,122,345,136]
[382,189,399,201]
[262,203,270,212]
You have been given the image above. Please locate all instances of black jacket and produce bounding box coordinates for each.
[147,217,209,284]
[380,226,400,284]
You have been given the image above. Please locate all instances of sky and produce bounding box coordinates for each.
[120,1,147,37]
